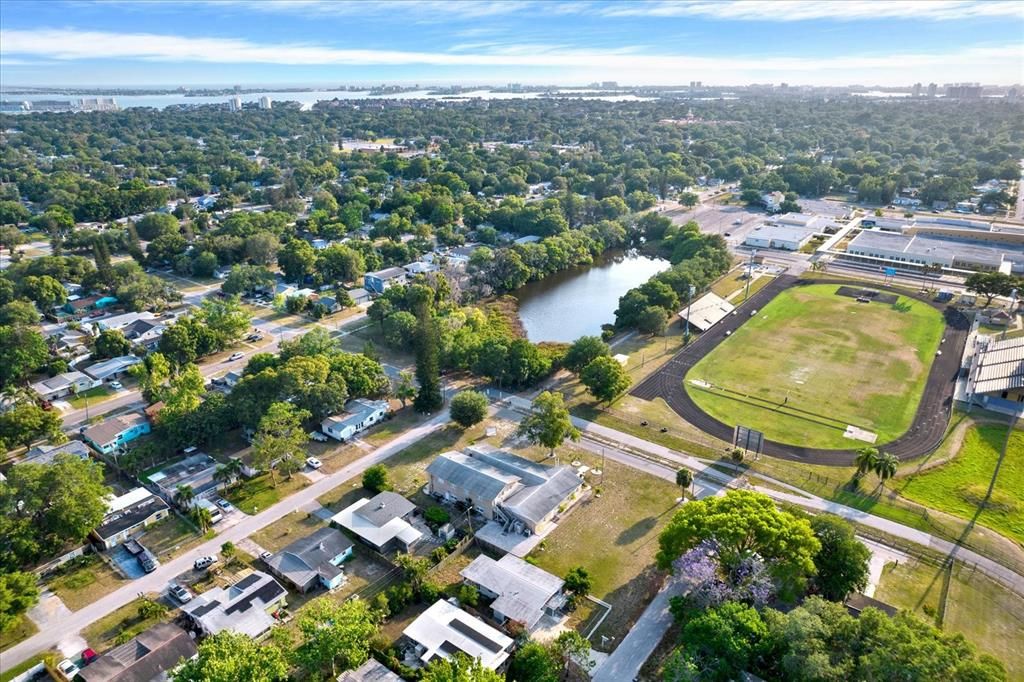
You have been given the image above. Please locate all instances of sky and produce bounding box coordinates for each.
[1,0,1023,88]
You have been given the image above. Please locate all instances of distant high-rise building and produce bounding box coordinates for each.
[689,80,702,88]
[927,83,938,97]
[600,81,618,89]
[911,82,922,97]
[229,96,242,112]
[1007,87,1019,101]
[259,96,271,110]
[945,82,983,99]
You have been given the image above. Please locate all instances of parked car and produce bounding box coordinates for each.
[57,659,80,680]
[109,381,123,390]
[215,498,233,511]
[306,457,323,470]
[308,431,328,442]
[138,551,157,573]
[169,584,193,603]
[81,649,98,666]
[259,551,273,562]
[194,555,217,570]
[211,376,227,386]
[228,352,245,361]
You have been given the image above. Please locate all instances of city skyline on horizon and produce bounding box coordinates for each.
[1,0,1022,87]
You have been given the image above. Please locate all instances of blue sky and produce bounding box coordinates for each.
[1,0,1022,87]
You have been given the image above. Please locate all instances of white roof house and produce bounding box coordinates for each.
[331,491,423,553]
[29,371,97,400]
[95,311,157,333]
[81,355,142,382]
[402,599,513,670]
[460,554,566,630]
[181,571,287,638]
[676,291,735,332]
[321,399,389,442]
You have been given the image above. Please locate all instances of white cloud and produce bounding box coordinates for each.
[600,0,1024,21]
[1,28,1021,84]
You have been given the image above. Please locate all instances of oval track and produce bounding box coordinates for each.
[629,276,970,466]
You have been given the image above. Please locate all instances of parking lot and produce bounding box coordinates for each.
[665,203,766,247]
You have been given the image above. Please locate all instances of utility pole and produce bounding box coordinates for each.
[743,249,758,301]
[684,284,696,345]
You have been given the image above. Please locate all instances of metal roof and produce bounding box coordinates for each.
[403,599,512,670]
[77,623,197,682]
[82,412,149,448]
[265,527,352,589]
[460,554,564,629]
[973,336,1024,395]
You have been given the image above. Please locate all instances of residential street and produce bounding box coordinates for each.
[0,407,450,669]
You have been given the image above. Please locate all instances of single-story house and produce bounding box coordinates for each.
[148,452,220,501]
[321,399,390,442]
[63,295,101,315]
[181,571,287,638]
[83,412,152,454]
[426,444,583,534]
[331,491,423,553]
[29,371,97,401]
[761,191,785,213]
[77,623,197,682]
[460,554,566,631]
[224,370,243,388]
[264,526,354,592]
[337,659,402,682]
[95,311,157,334]
[316,295,341,313]
[513,235,541,245]
[844,593,898,618]
[364,267,408,294]
[347,287,372,306]
[91,487,170,550]
[81,355,142,383]
[20,440,92,466]
[121,318,166,349]
[403,261,439,275]
[401,599,513,670]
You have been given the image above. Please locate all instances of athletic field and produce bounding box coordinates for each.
[684,284,945,449]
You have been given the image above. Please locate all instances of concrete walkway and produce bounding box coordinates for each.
[572,415,1024,593]
[1,408,452,669]
[592,575,689,682]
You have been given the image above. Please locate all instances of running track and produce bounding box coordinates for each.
[630,276,970,466]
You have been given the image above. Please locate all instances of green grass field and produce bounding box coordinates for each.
[874,558,1024,679]
[896,424,1023,544]
[685,284,945,449]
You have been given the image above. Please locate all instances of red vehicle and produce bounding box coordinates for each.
[82,648,98,666]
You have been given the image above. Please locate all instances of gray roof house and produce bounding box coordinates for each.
[426,444,583,534]
[181,571,287,638]
[91,488,171,550]
[460,554,566,630]
[77,623,197,682]
[21,440,92,466]
[337,659,402,682]
[264,527,354,592]
[331,491,423,553]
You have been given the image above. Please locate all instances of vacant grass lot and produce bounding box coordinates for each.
[685,283,944,448]
[249,511,325,553]
[67,385,116,409]
[528,453,680,651]
[896,424,1023,544]
[874,558,1024,679]
[139,514,204,560]
[47,555,127,611]
[223,471,310,515]
[81,596,170,652]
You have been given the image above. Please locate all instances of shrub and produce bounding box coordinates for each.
[362,464,392,493]
[458,584,479,607]
[449,390,489,428]
[424,506,450,528]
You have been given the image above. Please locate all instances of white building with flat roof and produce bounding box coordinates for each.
[744,224,816,251]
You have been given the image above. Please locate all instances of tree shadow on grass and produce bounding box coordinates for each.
[616,516,658,546]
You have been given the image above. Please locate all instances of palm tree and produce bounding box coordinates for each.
[214,459,243,490]
[854,447,879,479]
[395,371,417,408]
[174,484,195,509]
[676,468,694,499]
[874,452,899,484]
[190,506,214,533]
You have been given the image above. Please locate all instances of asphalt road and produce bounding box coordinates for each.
[1,407,452,669]
[630,276,970,466]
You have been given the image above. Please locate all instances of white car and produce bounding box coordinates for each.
[306,457,323,470]
[228,352,245,361]
[57,659,80,681]
[109,381,123,390]
[169,584,193,603]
